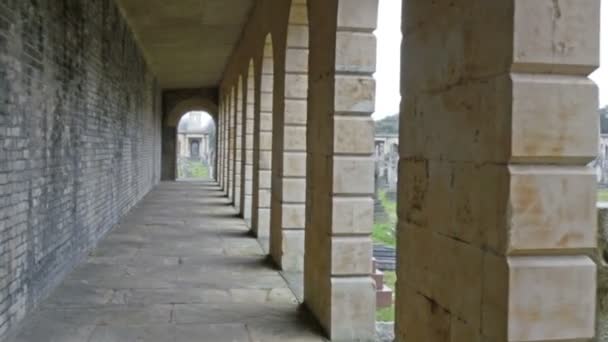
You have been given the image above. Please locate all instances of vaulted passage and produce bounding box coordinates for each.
[0,0,600,340]
[8,181,324,341]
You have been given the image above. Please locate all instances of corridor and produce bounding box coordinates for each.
[8,182,325,342]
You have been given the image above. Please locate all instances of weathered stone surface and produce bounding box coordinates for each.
[7,182,324,342]
[0,1,162,338]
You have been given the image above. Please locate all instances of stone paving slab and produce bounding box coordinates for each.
[7,181,326,342]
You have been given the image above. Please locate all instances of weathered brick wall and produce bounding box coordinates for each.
[0,0,161,338]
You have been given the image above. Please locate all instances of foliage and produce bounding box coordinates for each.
[599,189,608,202]
[372,190,397,247]
[178,159,210,179]
[375,114,399,135]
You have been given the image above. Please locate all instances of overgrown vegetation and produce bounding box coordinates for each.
[600,189,608,202]
[373,190,397,322]
[178,159,210,179]
[372,190,397,247]
[375,114,399,135]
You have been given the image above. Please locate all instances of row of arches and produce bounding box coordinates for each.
[216,0,383,340]
[212,0,599,341]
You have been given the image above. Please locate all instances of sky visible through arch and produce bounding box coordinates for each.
[592,0,608,108]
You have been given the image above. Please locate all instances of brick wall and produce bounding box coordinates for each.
[0,0,161,338]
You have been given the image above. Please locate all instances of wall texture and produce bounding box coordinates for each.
[0,0,161,338]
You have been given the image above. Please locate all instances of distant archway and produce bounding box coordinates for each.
[161,97,218,181]
[175,111,216,180]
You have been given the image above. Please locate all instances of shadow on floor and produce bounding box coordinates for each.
[7,181,327,342]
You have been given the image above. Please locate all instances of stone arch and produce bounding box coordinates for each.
[162,96,218,181]
[242,60,256,224]
[252,34,274,245]
[269,0,309,272]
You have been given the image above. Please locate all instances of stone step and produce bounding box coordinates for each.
[376,285,393,309]
[372,270,384,289]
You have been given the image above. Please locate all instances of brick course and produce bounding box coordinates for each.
[0,0,161,338]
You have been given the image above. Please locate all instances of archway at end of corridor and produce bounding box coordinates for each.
[176,111,216,181]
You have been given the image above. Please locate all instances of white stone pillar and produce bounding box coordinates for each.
[270,0,308,271]
[396,1,599,341]
[304,0,378,340]
[234,79,243,212]
[244,62,255,226]
[218,102,225,187]
[227,89,235,200]
[253,38,274,241]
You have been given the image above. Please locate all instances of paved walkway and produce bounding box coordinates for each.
[9,181,326,342]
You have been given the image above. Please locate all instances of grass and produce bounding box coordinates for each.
[373,190,398,322]
[372,190,397,247]
[178,159,210,179]
[376,271,396,322]
[600,189,608,202]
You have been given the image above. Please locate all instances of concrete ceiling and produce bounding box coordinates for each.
[116,0,254,89]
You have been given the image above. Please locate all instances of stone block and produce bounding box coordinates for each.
[260,112,272,131]
[282,152,306,177]
[259,170,272,189]
[337,0,378,31]
[332,157,374,194]
[288,3,308,26]
[285,74,308,99]
[283,230,305,255]
[511,74,598,163]
[285,99,307,125]
[508,165,596,252]
[284,126,306,151]
[259,131,272,150]
[331,197,373,234]
[331,237,372,275]
[259,151,272,170]
[329,277,376,341]
[507,255,595,341]
[282,178,306,203]
[281,204,305,229]
[336,32,376,74]
[258,189,271,208]
[285,48,308,73]
[334,116,374,154]
[334,76,375,113]
[513,0,600,73]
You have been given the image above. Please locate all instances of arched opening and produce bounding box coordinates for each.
[253,34,274,250]
[161,96,218,181]
[372,0,402,331]
[176,111,216,180]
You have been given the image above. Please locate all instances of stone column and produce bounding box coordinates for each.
[222,98,229,191]
[270,0,308,271]
[396,1,599,341]
[253,39,274,240]
[218,102,224,187]
[304,0,378,340]
[243,63,255,226]
[234,79,243,212]
[227,90,234,200]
